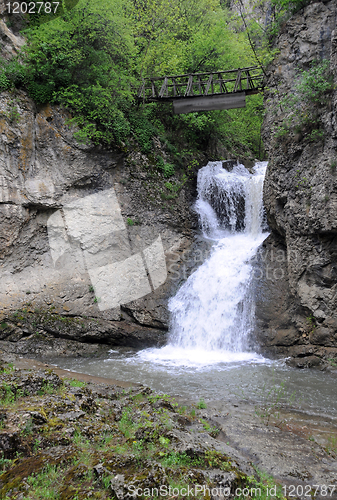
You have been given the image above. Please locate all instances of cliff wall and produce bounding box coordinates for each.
[258,0,337,367]
[0,80,199,349]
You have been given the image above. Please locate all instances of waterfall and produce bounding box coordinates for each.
[140,161,268,366]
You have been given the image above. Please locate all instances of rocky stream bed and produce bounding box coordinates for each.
[0,345,337,500]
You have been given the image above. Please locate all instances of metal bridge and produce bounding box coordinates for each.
[137,66,264,114]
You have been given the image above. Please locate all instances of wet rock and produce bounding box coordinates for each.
[93,463,108,477]
[1,357,336,497]
[0,85,196,350]
[58,411,85,421]
[16,369,62,394]
[259,0,337,363]
[80,396,97,413]
[110,474,126,500]
[287,355,323,369]
[0,431,22,459]
[0,323,24,342]
[29,412,47,425]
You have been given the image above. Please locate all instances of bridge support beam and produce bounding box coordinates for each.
[173,92,246,114]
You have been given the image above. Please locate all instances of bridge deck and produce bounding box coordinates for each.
[137,66,264,104]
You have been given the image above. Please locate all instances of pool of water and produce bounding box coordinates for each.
[47,347,337,419]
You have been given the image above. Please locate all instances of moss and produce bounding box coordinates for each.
[0,362,286,500]
[0,450,74,497]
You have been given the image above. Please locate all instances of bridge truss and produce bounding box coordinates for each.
[137,66,264,114]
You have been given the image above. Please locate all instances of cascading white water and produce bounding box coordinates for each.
[139,160,268,366]
[168,161,267,356]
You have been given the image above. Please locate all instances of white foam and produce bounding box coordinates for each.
[137,345,267,369]
[138,161,269,367]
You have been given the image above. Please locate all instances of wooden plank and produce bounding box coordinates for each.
[233,70,242,92]
[185,75,193,96]
[138,83,145,99]
[173,92,246,114]
[172,78,177,97]
[159,77,168,98]
[143,65,260,80]
[151,80,158,98]
[137,66,264,102]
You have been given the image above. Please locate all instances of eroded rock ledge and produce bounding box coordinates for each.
[0,90,200,349]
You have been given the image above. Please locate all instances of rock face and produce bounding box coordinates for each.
[0,90,197,347]
[259,0,337,367]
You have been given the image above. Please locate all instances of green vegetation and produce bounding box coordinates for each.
[325,435,337,457]
[200,418,220,437]
[67,379,87,388]
[126,217,135,226]
[196,398,207,409]
[252,0,314,45]
[273,60,334,141]
[0,0,265,158]
[24,464,61,499]
[2,99,21,124]
[236,467,286,500]
[271,0,312,17]
[0,362,14,374]
[0,360,290,500]
[327,358,337,368]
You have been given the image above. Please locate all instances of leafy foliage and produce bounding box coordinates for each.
[273,60,334,141]
[0,0,265,157]
[271,0,312,15]
[22,0,135,145]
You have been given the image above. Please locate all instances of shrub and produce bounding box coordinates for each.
[274,60,334,141]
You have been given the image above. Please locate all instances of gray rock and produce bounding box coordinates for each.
[0,87,195,348]
[110,474,125,500]
[259,0,337,364]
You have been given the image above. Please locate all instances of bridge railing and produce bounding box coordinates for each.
[137,66,264,102]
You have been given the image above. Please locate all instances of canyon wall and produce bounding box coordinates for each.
[0,54,199,349]
[257,0,337,367]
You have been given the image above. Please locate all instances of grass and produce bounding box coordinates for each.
[118,407,137,439]
[0,458,13,472]
[0,382,23,404]
[37,382,58,396]
[0,361,287,500]
[67,379,86,388]
[199,418,219,437]
[20,465,63,500]
[160,451,202,468]
[196,398,207,409]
